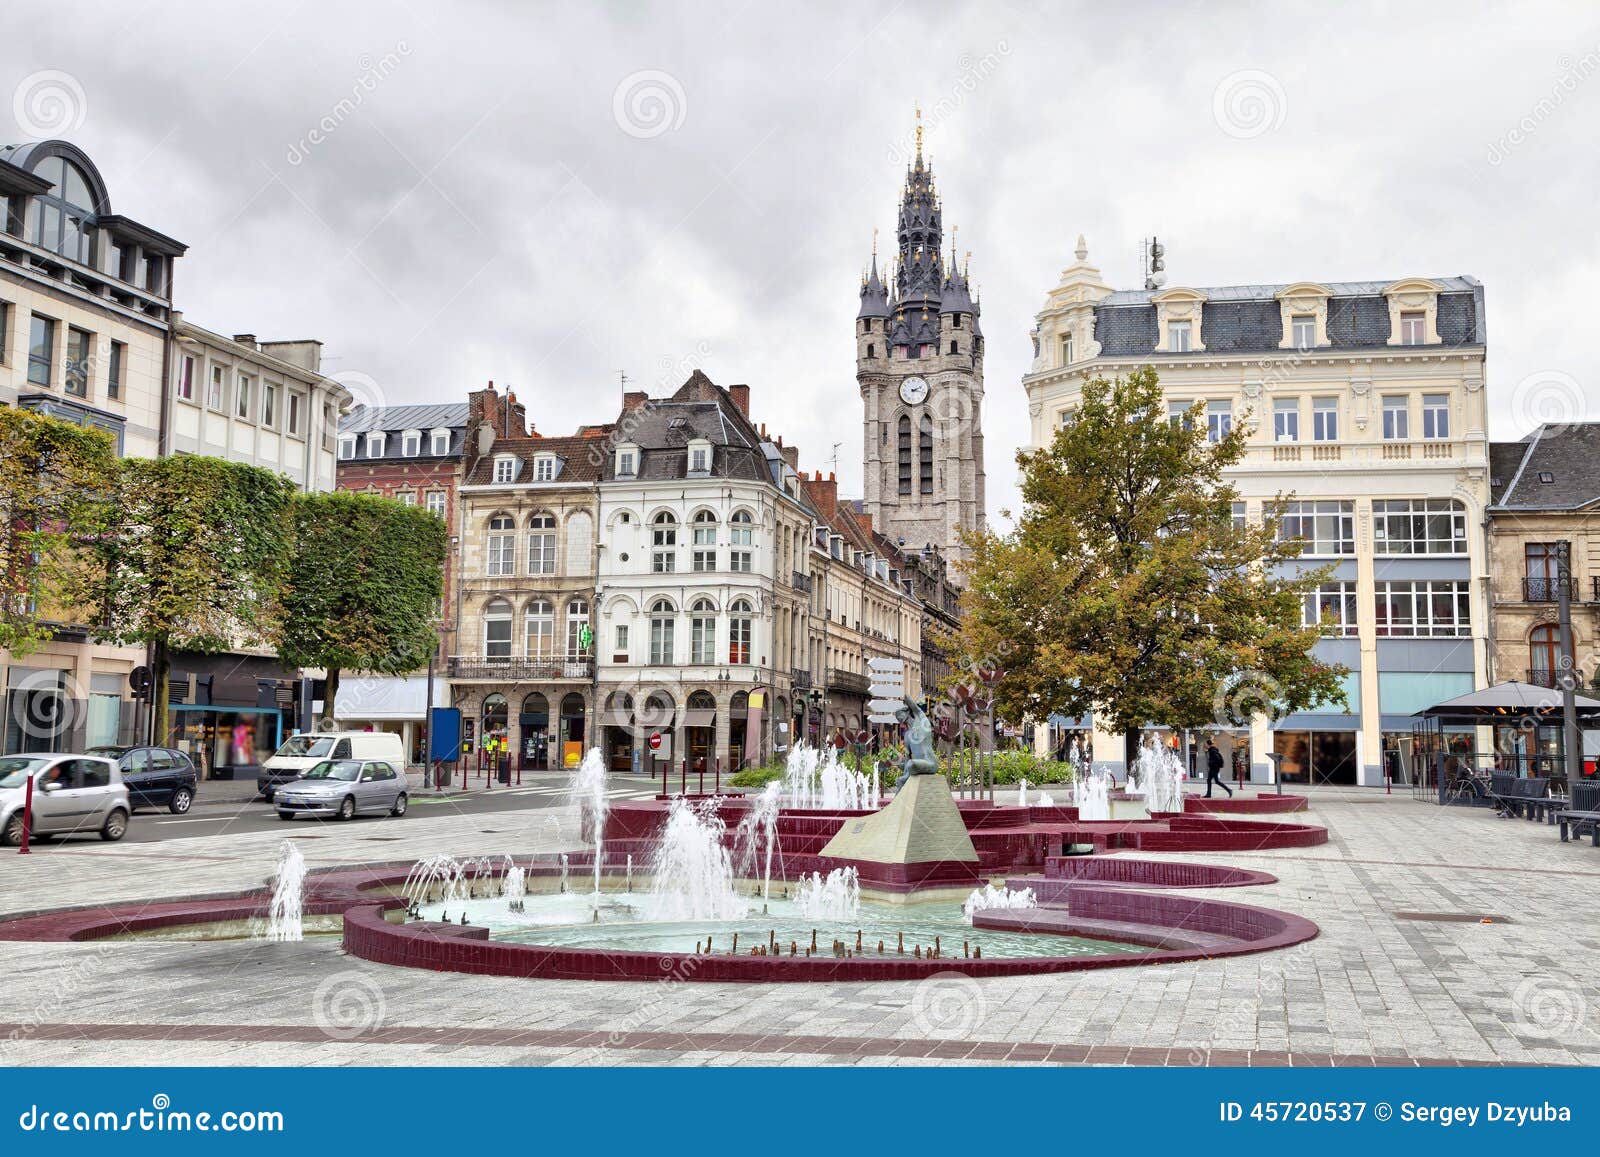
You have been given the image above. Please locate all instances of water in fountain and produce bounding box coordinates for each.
[1019,777,1028,807]
[962,883,1037,919]
[646,796,748,921]
[792,867,860,921]
[559,853,570,893]
[1074,769,1112,821]
[501,863,526,899]
[1144,741,1187,814]
[733,779,784,901]
[781,742,820,809]
[402,853,519,907]
[567,747,609,907]
[1036,791,1056,808]
[265,840,306,942]
[625,854,633,893]
[781,740,879,811]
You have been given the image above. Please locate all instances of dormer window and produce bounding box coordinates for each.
[534,455,556,482]
[1152,287,1207,353]
[686,438,712,476]
[1275,284,1331,350]
[1060,332,1073,366]
[492,455,516,483]
[1168,321,1191,352]
[1291,315,1316,350]
[365,431,385,458]
[430,428,450,455]
[401,429,421,456]
[1383,278,1442,347]
[337,436,356,461]
[616,444,639,477]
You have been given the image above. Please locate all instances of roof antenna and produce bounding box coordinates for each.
[618,369,630,408]
[1143,236,1167,290]
[830,441,842,476]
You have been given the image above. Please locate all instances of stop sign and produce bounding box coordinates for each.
[648,732,662,751]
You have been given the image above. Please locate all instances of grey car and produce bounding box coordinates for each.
[0,754,131,845]
[274,758,408,822]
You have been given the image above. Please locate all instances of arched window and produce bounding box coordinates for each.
[486,514,516,577]
[897,415,912,496]
[651,512,677,573]
[1531,625,1562,686]
[729,509,753,573]
[31,155,97,264]
[484,599,513,659]
[919,412,934,495]
[482,692,509,735]
[728,598,753,666]
[691,509,718,572]
[524,598,553,659]
[565,596,590,662]
[649,598,676,665]
[690,597,717,664]
[527,513,556,575]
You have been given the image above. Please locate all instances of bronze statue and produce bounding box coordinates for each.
[893,696,938,790]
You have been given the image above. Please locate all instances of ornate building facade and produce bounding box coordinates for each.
[1023,240,1491,786]
[856,123,986,573]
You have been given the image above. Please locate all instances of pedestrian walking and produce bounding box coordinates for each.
[1204,738,1233,798]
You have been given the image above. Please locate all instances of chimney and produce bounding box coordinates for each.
[857,511,873,535]
[232,334,258,349]
[729,384,750,416]
[780,444,799,470]
[801,472,838,520]
[622,390,649,413]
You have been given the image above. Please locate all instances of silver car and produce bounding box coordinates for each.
[0,754,130,845]
[274,758,408,822]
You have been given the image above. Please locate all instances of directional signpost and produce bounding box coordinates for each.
[867,657,906,724]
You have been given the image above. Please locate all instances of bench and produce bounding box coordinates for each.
[1556,784,1600,846]
[1486,774,1550,819]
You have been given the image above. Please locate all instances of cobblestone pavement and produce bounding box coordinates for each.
[2,788,1598,1067]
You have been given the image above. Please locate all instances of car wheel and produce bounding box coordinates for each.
[390,793,408,817]
[1,814,23,847]
[277,811,295,822]
[337,796,356,821]
[169,787,194,815]
[100,808,129,842]
[262,788,275,803]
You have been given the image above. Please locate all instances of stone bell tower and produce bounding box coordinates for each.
[856,112,985,575]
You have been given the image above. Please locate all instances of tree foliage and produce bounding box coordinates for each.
[957,367,1347,750]
[93,455,297,741]
[0,409,119,656]
[278,490,447,720]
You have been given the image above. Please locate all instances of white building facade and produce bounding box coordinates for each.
[1023,240,1491,787]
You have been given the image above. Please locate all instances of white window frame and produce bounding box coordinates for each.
[1273,397,1299,443]
[492,456,515,484]
[236,374,252,420]
[1291,314,1316,350]
[430,429,450,455]
[1206,400,1231,444]
[401,429,421,456]
[337,436,357,461]
[1399,311,1427,345]
[1372,498,1467,556]
[425,490,447,518]
[261,382,278,429]
[1311,397,1338,442]
[689,599,717,664]
[287,392,303,437]
[527,513,557,575]
[1374,580,1472,638]
[534,455,556,482]
[524,599,554,659]
[365,431,385,458]
[1421,394,1450,440]
[1381,395,1409,440]
[1279,500,1355,557]
[486,515,516,578]
[1168,319,1192,353]
[1303,581,1358,637]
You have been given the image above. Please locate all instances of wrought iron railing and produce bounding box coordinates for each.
[447,656,593,680]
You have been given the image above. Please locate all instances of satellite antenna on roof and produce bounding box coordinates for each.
[1143,236,1167,290]
[830,441,842,475]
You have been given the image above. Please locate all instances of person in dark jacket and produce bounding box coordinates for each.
[1204,739,1233,798]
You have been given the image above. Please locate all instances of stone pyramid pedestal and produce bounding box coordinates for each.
[818,775,981,896]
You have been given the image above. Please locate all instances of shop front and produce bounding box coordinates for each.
[163,653,298,780]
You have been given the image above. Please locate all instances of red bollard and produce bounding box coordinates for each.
[680,757,687,797]
[715,757,721,795]
[698,761,705,795]
[17,775,33,855]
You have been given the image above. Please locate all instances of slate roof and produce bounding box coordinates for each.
[1489,423,1600,510]
[1092,277,1484,358]
[338,404,470,461]
[607,374,770,484]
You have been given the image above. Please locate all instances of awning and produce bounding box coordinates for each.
[1419,680,1600,721]
[317,675,446,722]
[681,709,716,727]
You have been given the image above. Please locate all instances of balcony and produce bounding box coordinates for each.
[1527,669,1567,690]
[826,668,871,695]
[1524,576,1559,603]
[447,655,593,681]
[790,667,812,690]
[790,571,813,593]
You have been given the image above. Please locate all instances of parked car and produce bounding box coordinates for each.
[258,731,406,801]
[0,754,130,845]
[86,745,198,814]
[274,759,408,822]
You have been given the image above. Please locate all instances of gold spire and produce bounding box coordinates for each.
[964,250,971,278]
[914,105,923,162]
[872,226,878,258]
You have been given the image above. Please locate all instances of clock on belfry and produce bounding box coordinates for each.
[898,376,929,406]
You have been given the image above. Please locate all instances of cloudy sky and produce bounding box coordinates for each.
[8,1,1599,523]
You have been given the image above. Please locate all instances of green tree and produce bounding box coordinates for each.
[0,409,118,655]
[94,456,297,743]
[957,367,1347,767]
[278,490,447,722]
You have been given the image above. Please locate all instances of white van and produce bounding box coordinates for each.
[259,731,406,800]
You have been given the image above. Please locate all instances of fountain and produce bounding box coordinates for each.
[1135,740,1187,814]
[559,853,570,893]
[567,748,609,909]
[962,883,1037,918]
[646,796,747,921]
[501,863,526,899]
[782,740,878,810]
[792,867,860,921]
[1074,768,1112,821]
[733,779,784,901]
[1036,791,1055,808]
[265,840,306,942]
